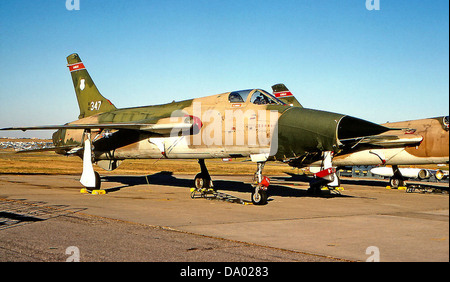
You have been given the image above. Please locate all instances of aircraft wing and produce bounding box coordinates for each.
[14,145,81,154]
[1,122,196,136]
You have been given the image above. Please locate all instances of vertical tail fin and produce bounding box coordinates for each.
[67,53,117,119]
[272,83,303,108]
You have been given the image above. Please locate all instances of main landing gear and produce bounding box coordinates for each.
[194,159,214,190]
[389,165,406,189]
[192,159,270,205]
[308,151,340,195]
[80,130,103,194]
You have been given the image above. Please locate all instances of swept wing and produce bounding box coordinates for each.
[1,122,195,136]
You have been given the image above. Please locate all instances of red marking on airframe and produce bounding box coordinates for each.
[274,91,293,98]
[68,63,86,72]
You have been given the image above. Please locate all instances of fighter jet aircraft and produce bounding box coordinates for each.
[273,84,449,188]
[2,54,417,204]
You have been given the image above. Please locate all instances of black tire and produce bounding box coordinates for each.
[194,173,213,189]
[194,173,204,189]
[390,177,405,188]
[251,188,268,205]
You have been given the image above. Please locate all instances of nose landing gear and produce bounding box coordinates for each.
[251,162,269,205]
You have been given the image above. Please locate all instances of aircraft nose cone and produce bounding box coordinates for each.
[275,107,391,160]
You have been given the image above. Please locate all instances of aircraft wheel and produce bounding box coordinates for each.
[194,173,204,189]
[194,173,213,189]
[251,187,268,205]
[389,177,405,189]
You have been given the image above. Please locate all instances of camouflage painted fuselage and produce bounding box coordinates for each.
[50,53,398,171]
[53,91,288,161]
[322,116,449,166]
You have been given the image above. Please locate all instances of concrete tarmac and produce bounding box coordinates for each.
[0,173,448,262]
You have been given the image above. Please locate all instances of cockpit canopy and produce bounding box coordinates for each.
[228,89,285,106]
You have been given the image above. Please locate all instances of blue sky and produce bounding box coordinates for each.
[0,0,448,138]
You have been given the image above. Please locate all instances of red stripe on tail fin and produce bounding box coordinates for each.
[68,62,86,72]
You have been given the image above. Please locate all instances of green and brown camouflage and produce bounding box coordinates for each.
[67,53,117,119]
[8,53,408,167]
[383,116,449,161]
[51,54,396,168]
[3,53,435,204]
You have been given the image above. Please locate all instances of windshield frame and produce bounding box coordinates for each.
[228,89,286,106]
[252,89,286,105]
[228,89,252,103]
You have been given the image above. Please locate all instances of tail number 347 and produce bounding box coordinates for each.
[89,101,102,111]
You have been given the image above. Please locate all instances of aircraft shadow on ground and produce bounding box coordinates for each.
[101,172,353,199]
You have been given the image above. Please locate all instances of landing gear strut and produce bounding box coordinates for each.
[389,165,406,188]
[80,130,102,193]
[309,151,339,195]
[251,162,269,205]
[194,159,214,190]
